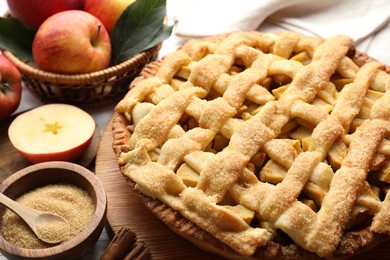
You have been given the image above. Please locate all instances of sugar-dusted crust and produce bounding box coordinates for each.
[112,32,390,259]
[112,111,389,259]
[112,112,320,260]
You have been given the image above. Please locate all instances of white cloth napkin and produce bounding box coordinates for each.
[163,0,390,64]
[170,0,308,37]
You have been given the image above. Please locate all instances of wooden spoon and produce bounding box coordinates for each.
[0,192,70,244]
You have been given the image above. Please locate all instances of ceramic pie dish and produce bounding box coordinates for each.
[111,31,390,259]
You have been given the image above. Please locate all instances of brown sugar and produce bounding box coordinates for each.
[0,183,96,249]
[36,219,70,243]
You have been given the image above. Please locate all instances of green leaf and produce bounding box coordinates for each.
[144,23,173,50]
[111,0,172,65]
[0,17,35,61]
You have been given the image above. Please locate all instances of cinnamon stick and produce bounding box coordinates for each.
[124,241,150,260]
[101,227,150,260]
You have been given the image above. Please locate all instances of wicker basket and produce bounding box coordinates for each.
[2,44,161,107]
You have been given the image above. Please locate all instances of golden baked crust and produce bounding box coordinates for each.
[112,31,390,259]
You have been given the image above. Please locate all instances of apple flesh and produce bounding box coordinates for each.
[0,55,22,122]
[6,0,83,29]
[8,104,96,164]
[84,0,136,34]
[32,10,111,74]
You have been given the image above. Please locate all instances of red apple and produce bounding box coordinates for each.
[84,0,135,34]
[6,0,83,29]
[8,104,96,164]
[32,10,111,74]
[0,55,22,122]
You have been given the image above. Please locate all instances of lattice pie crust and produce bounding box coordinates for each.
[112,31,390,258]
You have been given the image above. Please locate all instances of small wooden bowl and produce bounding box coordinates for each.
[0,161,107,260]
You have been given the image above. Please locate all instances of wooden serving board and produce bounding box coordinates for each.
[95,114,390,260]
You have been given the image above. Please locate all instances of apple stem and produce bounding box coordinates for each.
[92,24,102,45]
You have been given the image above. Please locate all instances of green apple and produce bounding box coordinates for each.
[32,10,111,74]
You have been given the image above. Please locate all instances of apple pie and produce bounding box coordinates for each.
[112,31,390,259]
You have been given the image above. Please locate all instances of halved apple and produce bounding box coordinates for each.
[8,104,96,164]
